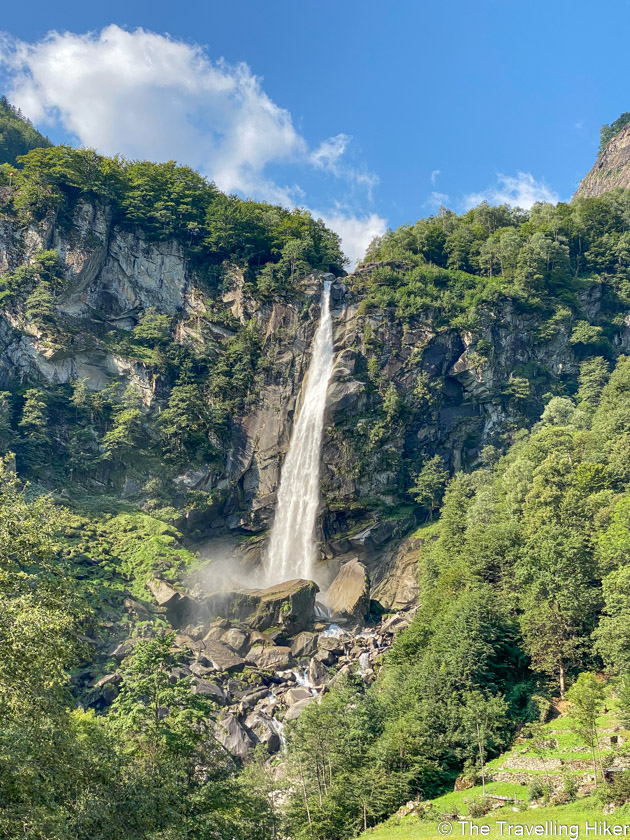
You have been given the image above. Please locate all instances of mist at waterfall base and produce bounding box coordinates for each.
[263,281,335,590]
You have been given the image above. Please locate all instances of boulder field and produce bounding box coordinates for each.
[91,570,416,760]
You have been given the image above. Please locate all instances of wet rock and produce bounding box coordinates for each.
[284,696,316,721]
[203,579,318,634]
[325,558,370,621]
[214,714,256,759]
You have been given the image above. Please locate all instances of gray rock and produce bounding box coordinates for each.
[214,714,256,759]
[307,657,329,687]
[202,640,247,673]
[325,558,370,621]
[244,711,281,753]
[284,687,313,706]
[203,579,318,634]
[92,673,122,689]
[191,679,227,704]
[291,631,318,659]
[146,578,198,627]
[249,645,293,671]
[221,628,250,655]
[284,696,316,721]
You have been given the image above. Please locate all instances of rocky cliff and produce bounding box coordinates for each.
[3,193,630,605]
[575,121,630,198]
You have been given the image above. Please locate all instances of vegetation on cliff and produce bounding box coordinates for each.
[0,96,52,166]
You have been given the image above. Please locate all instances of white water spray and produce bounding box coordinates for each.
[264,281,334,584]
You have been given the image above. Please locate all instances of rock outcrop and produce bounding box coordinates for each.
[325,558,370,621]
[575,123,630,198]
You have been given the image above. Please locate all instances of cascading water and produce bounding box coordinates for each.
[264,281,334,585]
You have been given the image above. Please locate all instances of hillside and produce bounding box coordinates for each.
[358,682,630,839]
[0,96,52,166]
[575,114,630,198]
[7,131,630,839]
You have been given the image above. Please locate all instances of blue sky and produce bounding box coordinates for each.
[0,0,627,262]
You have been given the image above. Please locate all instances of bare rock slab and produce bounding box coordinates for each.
[325,558,370,621]
[202,639,247,673]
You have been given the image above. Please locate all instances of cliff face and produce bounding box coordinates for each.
[3,198,630,604]
[575,123,630,198]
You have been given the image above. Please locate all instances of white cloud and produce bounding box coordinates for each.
[314,208,387,268]
[425,191,450,210]
[430,169,441,185]
[0,25,384,255]
[463,172,560,211]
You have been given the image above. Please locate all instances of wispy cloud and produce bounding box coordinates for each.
[463,171,560,211]
[0,25,383,261]
[425,191,450,210]
[430,169,441,186]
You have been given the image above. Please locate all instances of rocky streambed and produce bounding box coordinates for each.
[89,559,417,760]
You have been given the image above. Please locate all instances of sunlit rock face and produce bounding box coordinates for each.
[575,123,630,199]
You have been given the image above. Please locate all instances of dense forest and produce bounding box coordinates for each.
[6,98,630,839]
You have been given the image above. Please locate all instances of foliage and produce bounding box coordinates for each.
[600,113,630,153]
[0,96,52,167]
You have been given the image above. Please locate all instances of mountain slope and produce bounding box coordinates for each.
[0,96,52,166]
[575,117,630,198]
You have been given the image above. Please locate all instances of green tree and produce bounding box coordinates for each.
[410,455,449,518]
[566,673,606,785]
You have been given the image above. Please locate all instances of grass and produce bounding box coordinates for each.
[360,683,630,839]
[358,792,630,839]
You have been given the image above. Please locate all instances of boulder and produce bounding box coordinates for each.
[190,661,215,678]
[93,673,122,689]
[380,609,415,636]
[249,645,293,671]
[109,639,140,661]
[284,696,315,721]
[325,559,370,621]
[204,579,318,634]
[202,639,247,673]
[203,625,227,642]
[174,633,204,651]
[237,687,270,710]
[191,679,227,704]
[146,578,199,627]
[214,714,256,759]
[291,631,318,659]
[307,657,329,687]
[284,687,313,706]
[317,636,344,655]
[244,711,281,753]
[221,628,250,655]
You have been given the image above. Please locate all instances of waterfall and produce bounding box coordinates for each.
[264,281,334,584]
